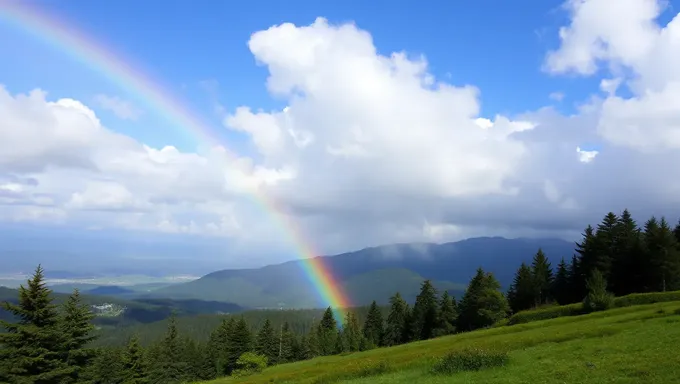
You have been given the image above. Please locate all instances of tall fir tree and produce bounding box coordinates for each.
[507,262,535,313]
[61,288,98,382]
[278,322,297,363]
[362,300,384,348]
[383,292,410,346]
[530,248,554,306]
[410,280,439,341]
[0,265,72,382]
[674,219,680,246]
[592,212,619,281]
[255,319,278,366]
[610,209,644,295]
[456,268,510,331]
[317,307,338,356]
[645,217,680,291]
[224,317,253,373]
[435,291,456,336]
[149,314,188,384]
[340,311,362,352]
[120,335,149,384]
[551,258,571,305]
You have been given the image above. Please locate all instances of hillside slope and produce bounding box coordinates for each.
[152,237,574,308]
[204,301,680,384]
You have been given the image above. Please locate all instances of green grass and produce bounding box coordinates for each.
[201,301,680,383]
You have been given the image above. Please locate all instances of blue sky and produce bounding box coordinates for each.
[1,0,606,152]
[2,0,680,272]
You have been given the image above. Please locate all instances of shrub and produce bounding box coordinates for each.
[582,270,615,313]
[508,303,584,325]
[613,291,680,307]
[232,352,268,378]
[431,348,509,375]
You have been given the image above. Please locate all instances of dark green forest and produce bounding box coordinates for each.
[2,209,680,383]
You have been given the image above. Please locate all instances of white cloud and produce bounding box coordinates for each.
[549,91,565,101]
[2,4,680,262]
[93,94,142,120]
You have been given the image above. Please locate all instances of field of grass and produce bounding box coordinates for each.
[202,301,680,384]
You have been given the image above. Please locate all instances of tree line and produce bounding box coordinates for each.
[1,208,679,383]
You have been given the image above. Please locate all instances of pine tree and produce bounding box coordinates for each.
[435,291,456,336]
[341,311,362,352]
[0,265,71,382]
[531,248,554,306]
[507,263,535,313]
[255,319,278,366]
[592,212,619,280]
[645,217,680,292]
[362,301,384,348]
[410,280,439,340]
[674,219,680,245]
[278,322,296,363]
[317,307,338,356]
[610,209,645,295]
[456,268,510,331]
[224,317,253,373]
[87,347,124,384]
[149,313,189,384]
[383,292,410,346]
[61,288,98,382]
[121,335,149,384]
[551,258,571,305]
[583,269,614,312]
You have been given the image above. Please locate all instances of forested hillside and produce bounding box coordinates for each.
[2,209,680,383]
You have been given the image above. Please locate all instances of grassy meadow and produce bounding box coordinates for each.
[202,301,680,384]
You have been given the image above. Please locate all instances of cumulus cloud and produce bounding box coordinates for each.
[93,94,142,120]
[2,2,680,261]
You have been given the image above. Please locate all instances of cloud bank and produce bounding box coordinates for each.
[2,0,680,261]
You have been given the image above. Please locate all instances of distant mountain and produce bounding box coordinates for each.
[150,237,575,308]
[86,285,136,296]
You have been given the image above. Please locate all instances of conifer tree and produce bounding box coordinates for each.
[592,212,619,280]
[674,219,680,245]
[565,254,584,303]
[435,291,456,336]
[551,258,571,305]
[583,269,614,312]
[278,322,297,363]
[61,288,98,382]
[341,311,362,352]
[456,268,510,331]
[0,265,71,382]
[645,217,680,292]
[531,248,553,306]
[149,314,188,384]
[507,263,535,313]
[225,317,253,373]
[410,280,439,340]
[317,307,338,356]
[610,209,644,295]
[255,319,278,366]
[121,335,149,384]
[383,292,410,346]
[88,347,124,384]
[362,300,384,348]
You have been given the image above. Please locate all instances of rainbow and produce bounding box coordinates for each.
[0,2,350,323]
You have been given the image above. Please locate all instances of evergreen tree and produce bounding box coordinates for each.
[0,265,71,382]
[610,209,645,295]
[255,319,278,366]
[674,219,680,245]
[362,301,384,348]
[61,288,98,382]
[435,291,456,336]
[341,311,362,352]
[530,248,553,306]
[120,335,148,384]
[506,263,535,313]
[88,347,124,384]
[278,322,297,363]
[456,268,510,331]
[644,217,680,292]
[149,314,188,384]
[224,317,253,374]
[592,212,619,280]
[383,292,410,346]
[551,258,571,305]
[410,280,439,340]
[583,269,614,312]
[317,307,338,356]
